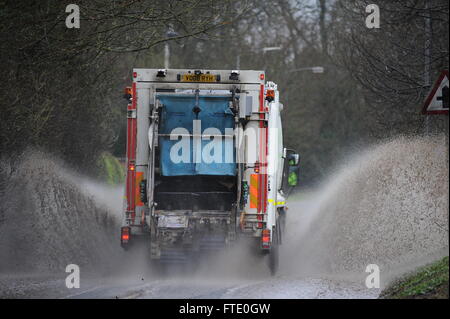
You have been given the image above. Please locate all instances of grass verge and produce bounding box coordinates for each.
[380,256,449,299]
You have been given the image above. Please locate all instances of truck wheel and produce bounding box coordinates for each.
[279,207,287,234]
[269,245,279,276]
[268,226,279,276]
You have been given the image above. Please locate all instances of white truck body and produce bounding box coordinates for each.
[121,69,297,273]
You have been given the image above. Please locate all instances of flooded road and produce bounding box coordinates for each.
[0,136,447,299]
[0,197,380,299]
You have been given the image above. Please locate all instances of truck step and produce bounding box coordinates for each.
[244,218,266,223]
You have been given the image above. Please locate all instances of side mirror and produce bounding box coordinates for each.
[290,153,300,166]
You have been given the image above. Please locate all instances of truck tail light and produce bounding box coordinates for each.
[121,226,131,244]
[261,229,271,248]
[254,161,260,173]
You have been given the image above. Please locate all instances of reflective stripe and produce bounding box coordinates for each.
[267,200,285,206]
[250,174,259,208]
[135,172,144,207]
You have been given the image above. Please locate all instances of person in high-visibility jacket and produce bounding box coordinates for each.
[288,159,298,186]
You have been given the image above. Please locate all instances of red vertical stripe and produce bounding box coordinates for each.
[257,84,267,227]
[126,82,137,223]
[263,102,268,213]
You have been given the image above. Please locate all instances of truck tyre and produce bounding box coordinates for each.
[268,225,280,276]
[279,207,287,234]
[269,244,279,276]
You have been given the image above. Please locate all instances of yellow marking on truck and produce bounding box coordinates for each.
[267,200,285,206]
[181,74,216,82]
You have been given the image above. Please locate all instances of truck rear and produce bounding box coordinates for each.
[120,69,299,274]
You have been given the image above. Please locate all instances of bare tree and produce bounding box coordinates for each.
[331,0,449,135]
[0,0,246,173]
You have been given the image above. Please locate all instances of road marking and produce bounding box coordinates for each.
[122,291,143,299]
[61,286,102,299]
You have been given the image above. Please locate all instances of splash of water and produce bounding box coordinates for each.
[281,135,449,286]
[0,150,123,274]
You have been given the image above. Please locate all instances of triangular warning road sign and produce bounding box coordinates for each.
[422,70,449,115]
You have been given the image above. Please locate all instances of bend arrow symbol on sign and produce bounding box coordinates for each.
[422,70,449,115]
[437,85,449,109]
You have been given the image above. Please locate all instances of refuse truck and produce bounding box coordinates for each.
[120,69,299,274]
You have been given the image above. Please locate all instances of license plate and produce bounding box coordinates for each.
[181,74,216,82]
